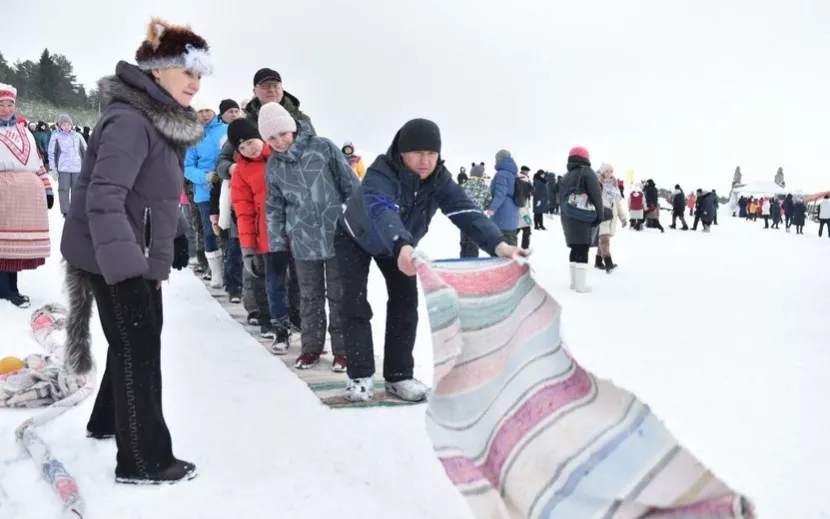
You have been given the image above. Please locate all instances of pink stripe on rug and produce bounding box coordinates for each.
[441,367,594,487]
[645,494,748,517]
[433,300,560,396]
[436,261,528,297]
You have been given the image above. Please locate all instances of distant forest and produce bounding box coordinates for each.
[0,49,99,112]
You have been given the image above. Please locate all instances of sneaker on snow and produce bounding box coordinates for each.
[228,292,242,304]
[385,378,429,402]
[267,326,290,355]
[344,377,374,402]
[247,315,260,326]
[260,324,276,340]
[331,355,347,373]
[115,459,197,485]
[294,352,320,369]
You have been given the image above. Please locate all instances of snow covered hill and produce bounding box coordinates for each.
[1,208,828,518]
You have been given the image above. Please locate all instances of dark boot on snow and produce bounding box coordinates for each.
[115,459,198,485]
[594,255,605,270]
[604,256,617,273]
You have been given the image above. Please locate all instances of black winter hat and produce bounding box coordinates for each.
[253,68,282,86]
[397,118,441,154]
[219,99,239,116]
[227,118,261,150]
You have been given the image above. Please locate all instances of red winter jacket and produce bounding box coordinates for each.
[231,145,271,254]
[629,191,645,211]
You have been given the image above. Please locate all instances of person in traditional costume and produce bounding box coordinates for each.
[0,83,54,308]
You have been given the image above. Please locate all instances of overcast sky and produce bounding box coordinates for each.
[9,0,829,192]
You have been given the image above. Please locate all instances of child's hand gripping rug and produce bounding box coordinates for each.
[414,256,755,519]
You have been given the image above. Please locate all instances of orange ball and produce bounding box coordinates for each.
[0,356,25,375]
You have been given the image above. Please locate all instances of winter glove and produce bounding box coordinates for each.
[46,193,54,210]
[242,249,264,278]
[206,171,220,184]
[172,234,190,270]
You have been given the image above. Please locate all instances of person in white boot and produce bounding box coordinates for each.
[556,147,603,293]
[184,104,227,288]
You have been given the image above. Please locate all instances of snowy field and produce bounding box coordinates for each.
[1,207,828,519]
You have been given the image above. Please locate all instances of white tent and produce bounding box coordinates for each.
[732,181,790,196]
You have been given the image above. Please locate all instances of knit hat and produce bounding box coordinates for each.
[227,118,261,150]
[59,114,73,126]
[342,141,354,154]
[568,146,590,161]
[0,83,16,103]
[219,99,239,116]
[495,149,511,163]
[258,102,296,139]
[520,166,530,172]
[598,162,613,175]
[470,163,486,178]
[135,18,213,76]
[398,119,441,154]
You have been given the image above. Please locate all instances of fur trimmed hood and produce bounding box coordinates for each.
[98,61,203,147]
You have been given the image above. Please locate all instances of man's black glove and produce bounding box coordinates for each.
[242,249,264,278]
[46,193,54,210]
[172,234,190,270]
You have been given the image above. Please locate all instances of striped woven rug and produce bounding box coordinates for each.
[415,257,755,519]
[199,276,421,408]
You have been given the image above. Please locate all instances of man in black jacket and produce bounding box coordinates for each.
[669,184,689,230]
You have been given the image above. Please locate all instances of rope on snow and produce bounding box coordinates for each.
[3,304,96,519]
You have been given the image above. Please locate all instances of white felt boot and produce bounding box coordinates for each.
[206,250,224,289]
[574,263,592,293]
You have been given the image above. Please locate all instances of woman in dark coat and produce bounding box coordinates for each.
[696,190,716,232]
[783,193,795,231]
[60,18,211,485]
[643,179,665,232]
[546,173,558,215]
[532,169,549,230]
[557,147,603,293]
[792,195,807,234]
[770,197,781,229]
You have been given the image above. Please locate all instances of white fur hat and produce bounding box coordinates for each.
[258,102,296,139]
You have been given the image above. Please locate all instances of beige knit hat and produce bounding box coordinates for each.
[258,102,296,139]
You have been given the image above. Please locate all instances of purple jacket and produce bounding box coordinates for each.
[60,61,203,284]
[48,130,86,173]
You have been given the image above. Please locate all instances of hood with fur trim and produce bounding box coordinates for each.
[98,61,203,147]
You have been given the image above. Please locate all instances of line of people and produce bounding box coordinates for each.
[38,18,528,485]
[735,194,810,234]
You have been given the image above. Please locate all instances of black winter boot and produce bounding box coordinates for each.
[604,256,617,273]
[594,255,605,270]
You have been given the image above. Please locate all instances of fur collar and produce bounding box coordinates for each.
[98,70,203,147]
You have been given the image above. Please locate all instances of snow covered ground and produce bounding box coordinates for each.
[1,207,828,519]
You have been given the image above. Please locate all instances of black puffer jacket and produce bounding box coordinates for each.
[558,157,603,245]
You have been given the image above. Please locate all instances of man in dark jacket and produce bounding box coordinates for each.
[336,119,525,403]
[670,184,689,230]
